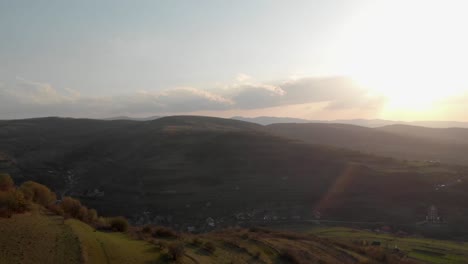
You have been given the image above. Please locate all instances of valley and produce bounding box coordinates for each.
[1,116,468,239]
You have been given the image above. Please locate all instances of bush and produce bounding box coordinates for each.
[153,226,178,238]
[0,189,28,215]
[203,241,216,254]
[364,247,387,261]
[0,174,14,191]
[153,240,167,250]
[280,249,305,264]
[191,237,202,246]
[167,242,185,261]
[87,209,98,223]
[142,225,152,233]
[109,217,129,232]
[48,203,64,216]
[60,196,83,218]
[0,207,12,218]
[19,181,56,206]
[78,206,89,222]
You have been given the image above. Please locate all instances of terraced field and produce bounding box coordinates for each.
[309,227,468,264]
[2,207,466,263]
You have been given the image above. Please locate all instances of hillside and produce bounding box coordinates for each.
[267,123,468,165]
[231,117,468,128]
[0,209,81,264]
[378,125,468,144]
[1,116,468,234]
[0,209,433,264]
[0,175,464,264]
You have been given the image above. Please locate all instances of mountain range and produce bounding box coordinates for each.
[232,116,468,128]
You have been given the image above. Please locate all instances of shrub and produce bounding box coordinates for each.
[0,207,12,218]
[191,237,202,246]
[78,206,89,222]
[19,181,56,206]
[0,173,14,191]
[153,226,178,238]
[153,240,167,250]
[87,209,98,223]
[280,249,304,264]
[167,242,185,261]
[109,216,129,232]
[0,189,28,215]
[203,241,216,254]
[48,203,64,216]
[61,197,83,218]
[142,225,152,233]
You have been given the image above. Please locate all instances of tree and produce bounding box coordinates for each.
[61,196,83,218]
[19,181,56,206]
[0,173,14,191]
[109,217,129,232]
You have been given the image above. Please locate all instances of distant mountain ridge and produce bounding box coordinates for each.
[103,115,161,121]
[232,116,468,128]
[267,122,468,165]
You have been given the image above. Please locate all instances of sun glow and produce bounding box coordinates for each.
[334,1,468,118]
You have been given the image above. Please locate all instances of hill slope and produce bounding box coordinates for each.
[268,123,468,165]
[0,209,81,264]
[1,116,468,231]
[0,210,431,264]
[378,125,468,144]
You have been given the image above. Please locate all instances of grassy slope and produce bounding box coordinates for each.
[0,208,81,264]
[309,227,468,264]
[4,209,468,263]
[0,210,364,264]
[67,219,160,264]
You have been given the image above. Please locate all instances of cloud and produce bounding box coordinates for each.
[0,75,386,119]
[116,87,234,113]
[231,76,383,110]
[0,78,235,119]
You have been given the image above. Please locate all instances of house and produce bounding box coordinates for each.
[381,226,392,233]
[426,205,440,223]
[206,217,215,227]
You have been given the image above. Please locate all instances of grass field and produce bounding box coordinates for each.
[3,207,468,263]
[309,227,468,264]
[0,208,81,264]
[66,219,161,264]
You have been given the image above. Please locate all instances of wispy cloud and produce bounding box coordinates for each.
[0,75,386,119]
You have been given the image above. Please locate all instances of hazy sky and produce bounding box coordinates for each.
[1,0,468,120]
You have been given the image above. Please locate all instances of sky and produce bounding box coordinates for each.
[1,0,468,121]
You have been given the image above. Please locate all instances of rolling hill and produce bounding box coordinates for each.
[1,116,468,236]
[377,125,468,145]
[232,116,468,128]
[267,123,468,165]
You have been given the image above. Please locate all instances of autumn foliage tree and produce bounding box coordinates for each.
[0,174,28,217]
[0,173,14,191]
[19,181,56,206]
